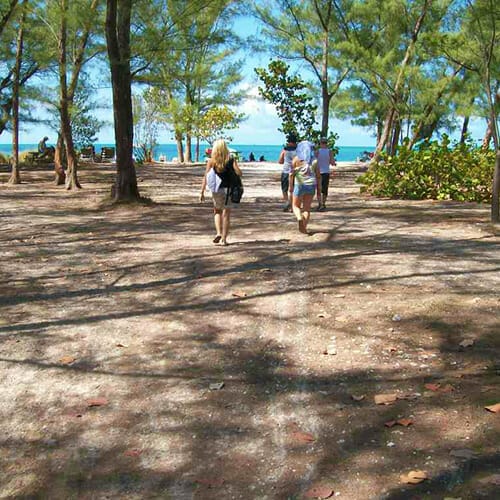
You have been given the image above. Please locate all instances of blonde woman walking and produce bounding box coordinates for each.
[289,140,321,234]
[200,139,242,246]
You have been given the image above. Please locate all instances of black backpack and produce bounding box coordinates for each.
[217,158,244,204]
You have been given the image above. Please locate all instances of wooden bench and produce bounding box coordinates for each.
[25,151,53,166]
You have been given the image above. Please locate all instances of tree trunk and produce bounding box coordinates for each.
[58,0,80,190]
[320,29,329,137]
[375,107,396,157]
[482,119,492,150]
[460,116,470,144]
[185,133,192,163]
[8,1,26,185]
[195,136,200,162]
[389,117,401,156]
[54,132,66,185]
[175,131,184,163]
[376,118,383,144]
[106,0,139,201]
[492,149,500,223]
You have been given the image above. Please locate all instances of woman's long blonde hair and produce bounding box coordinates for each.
[211,139,230,173]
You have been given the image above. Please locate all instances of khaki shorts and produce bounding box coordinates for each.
[212,190,234,210]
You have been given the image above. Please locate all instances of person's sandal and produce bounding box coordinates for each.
[213,235,222,244]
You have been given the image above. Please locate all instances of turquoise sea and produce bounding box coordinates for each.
[0,143,374,162]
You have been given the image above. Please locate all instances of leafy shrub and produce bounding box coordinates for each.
[357,135,495,203]
[0,152,9,164]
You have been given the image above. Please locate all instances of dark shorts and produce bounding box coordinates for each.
[320,173,330,195]
[281,172,290,194]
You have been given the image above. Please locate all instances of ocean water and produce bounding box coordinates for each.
[0,143,374,162]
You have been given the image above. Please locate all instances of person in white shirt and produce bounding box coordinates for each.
[278,133,297,211]
[315,137,336,211]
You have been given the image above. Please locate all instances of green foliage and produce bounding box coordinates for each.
[255,60,317,140]
[198,105,244,146]
[71,87,104,150]
[133,89,162,163]
[358,135,495,203]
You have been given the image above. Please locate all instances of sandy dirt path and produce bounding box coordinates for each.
[0,162,499,499]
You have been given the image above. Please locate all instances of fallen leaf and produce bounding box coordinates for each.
[478,474,500,486]
[333,294,345,298]
[116,343,128,348]
[232,291,247,298]
[195,477,225,488]
[400,470,428,484]
[374,393,397,405]
[480,385,497,393]
[485,402,500,413]
[385,418,413,428]
[209,382,225,391]
[459,339,474,348]
[424,383,441,392]
[87,397,108,407]
[440,384,455,393]
[304,485,334,499]
[317,312,328,318]
[351,394,365,402]
[424,383,455,392]
[59,356,76,365]
[396,418,413,427]
[124,449,142,457]
[449,449,476,459]
[291,431,315,444]
[398,393,420,401]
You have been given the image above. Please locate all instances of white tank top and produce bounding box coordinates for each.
[282,147,296,174]
[317,148,331,174]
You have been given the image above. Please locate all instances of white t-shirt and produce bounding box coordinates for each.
[282,147,296,174]
[317,148,331,174]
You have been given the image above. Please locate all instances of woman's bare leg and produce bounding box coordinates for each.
[292,194,302,221]
[302,194,314,232]
[221,208,231,244]
[214,209,222,239]
[292,195,307,233]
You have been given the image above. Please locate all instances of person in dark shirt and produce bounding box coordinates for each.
[37,136,55,159]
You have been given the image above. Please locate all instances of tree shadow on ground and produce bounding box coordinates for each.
[1,163,499,498]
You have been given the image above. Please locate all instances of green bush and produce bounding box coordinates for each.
[357,136,495,203]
